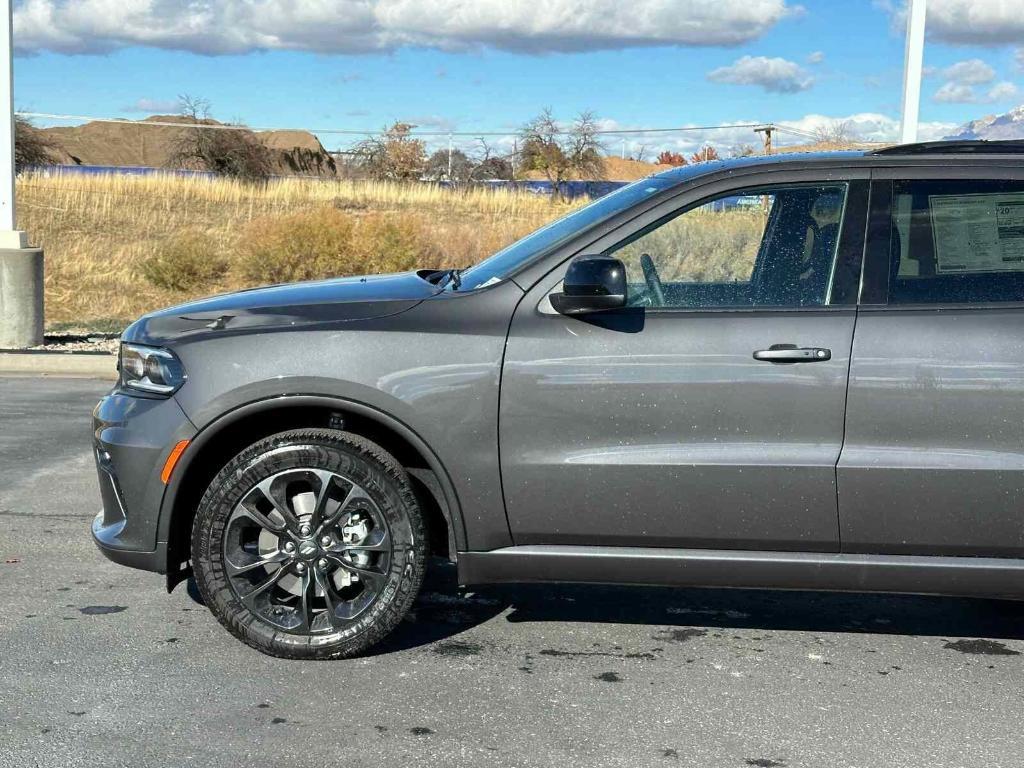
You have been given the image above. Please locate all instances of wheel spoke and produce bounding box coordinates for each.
[236,488,287,533]
[225,549,288,577]
[255,477,303,532]
[345,524,390,553]
[313,566,344,629]
[324,552,387,590]
[294,569,319,633]
[308,469,345,529]
[239,564,289,609]
[320,483,374,531]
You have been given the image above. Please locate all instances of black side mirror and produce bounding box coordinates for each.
[550,255,627,315]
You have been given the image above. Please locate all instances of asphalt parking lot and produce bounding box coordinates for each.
[2,376,1024,768]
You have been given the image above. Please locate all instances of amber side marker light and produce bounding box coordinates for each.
[161,440,191,484]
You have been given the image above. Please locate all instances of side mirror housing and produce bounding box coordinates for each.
[550,255,627,315]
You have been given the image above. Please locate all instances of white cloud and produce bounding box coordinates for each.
[572,112,956,159]
[403,114,457,132]
[883,0,1024,47]
[776,112,956,143]
[987,81,1019,101]
[707,55,814,93]
[1015,48,1024,71]
[933,81,978,103]
[13,0,795,55]
[941,58,995,85]
[931,58,1008,104]
[933,78,1019,103]
[806,50,825,64]
[121,97,181,113]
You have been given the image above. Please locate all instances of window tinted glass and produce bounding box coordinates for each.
[889,180,1024,305]
[608,184,848,309]
[456,176,675,291]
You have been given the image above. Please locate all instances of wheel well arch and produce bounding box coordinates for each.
[162,396,462,590]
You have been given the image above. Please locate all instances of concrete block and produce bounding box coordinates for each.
[0,247,44,348]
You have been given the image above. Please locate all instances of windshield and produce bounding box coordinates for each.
[455,176,676,291]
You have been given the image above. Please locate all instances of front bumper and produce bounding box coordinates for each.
[92,512,169,571]
[91,389,196,574]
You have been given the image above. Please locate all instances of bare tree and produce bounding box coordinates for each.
[352,122,427,181]
[14,116,57,171]
[425,147,473,183]
[167,95,272,182]
[519,108,605,198]
[813,120,855,146]
[469,138,513,181]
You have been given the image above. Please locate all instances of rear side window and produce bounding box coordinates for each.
[889,179,1024,304]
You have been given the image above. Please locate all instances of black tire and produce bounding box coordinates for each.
[191,428,426,659]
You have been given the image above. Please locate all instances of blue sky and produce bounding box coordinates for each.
[11,1,1024,154]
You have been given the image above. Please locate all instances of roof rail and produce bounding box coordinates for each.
[870,140,1024,156]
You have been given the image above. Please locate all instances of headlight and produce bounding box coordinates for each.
[119,343,187,395]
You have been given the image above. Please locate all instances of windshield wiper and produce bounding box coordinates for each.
[423,268,463,290]
[436,268,462,291]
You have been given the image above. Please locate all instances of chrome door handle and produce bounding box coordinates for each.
[753,345,831,363]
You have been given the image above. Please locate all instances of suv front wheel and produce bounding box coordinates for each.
[191,428,426,659]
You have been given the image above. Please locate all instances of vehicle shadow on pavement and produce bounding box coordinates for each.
[374,560,1024,655]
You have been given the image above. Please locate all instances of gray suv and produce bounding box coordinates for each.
[93,141,1024,658]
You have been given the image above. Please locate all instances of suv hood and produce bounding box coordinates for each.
[123,271,443,345]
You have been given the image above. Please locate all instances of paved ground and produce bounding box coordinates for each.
[2,376,1024,768]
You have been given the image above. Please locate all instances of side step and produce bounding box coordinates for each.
[457,545,1024,600]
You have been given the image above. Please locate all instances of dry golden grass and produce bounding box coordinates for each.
[18,172,578,326]
[617,207,767,283]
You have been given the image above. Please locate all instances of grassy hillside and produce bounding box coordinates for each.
[19,172,578,327]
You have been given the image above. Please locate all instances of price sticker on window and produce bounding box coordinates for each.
[930,193,1024,273]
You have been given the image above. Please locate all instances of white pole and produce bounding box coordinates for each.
[0,0,40,347]
[621,138,626,160]
[899,0,927,145]
[0,0,15,234]
[447,133,453,181]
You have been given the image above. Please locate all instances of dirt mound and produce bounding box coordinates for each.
[521,156,673,182]
[41,115,337,177]
[602,156,674,180]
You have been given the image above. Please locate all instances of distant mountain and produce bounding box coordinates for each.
[944,105,1024,141]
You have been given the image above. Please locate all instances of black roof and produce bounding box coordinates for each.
[644,141,1024,186]
[870,140,1024,156]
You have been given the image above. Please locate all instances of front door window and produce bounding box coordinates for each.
[608,184,849,309]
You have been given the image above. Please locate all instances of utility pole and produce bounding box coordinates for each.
[754,124,774,155]
[0,0,44,347]
[899,0,927,144]
[621,138,626,160]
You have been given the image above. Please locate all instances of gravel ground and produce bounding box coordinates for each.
[2,376,1024,768]
[23,334,120,354]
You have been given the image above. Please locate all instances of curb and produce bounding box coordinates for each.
[0,350,117,379]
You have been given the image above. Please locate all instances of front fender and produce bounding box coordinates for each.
[159,390,470,551]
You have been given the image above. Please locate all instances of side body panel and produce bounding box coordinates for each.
[161,281,525,552]
[840,306,1024,556]
[840,170,1024,557]
[501,307,855,550]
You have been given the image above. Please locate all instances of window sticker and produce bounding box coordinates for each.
[930,193,1024,273]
